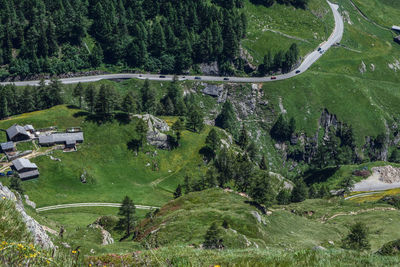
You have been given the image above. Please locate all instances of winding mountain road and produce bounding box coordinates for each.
[36,203,160,213]
[0,1,344,87]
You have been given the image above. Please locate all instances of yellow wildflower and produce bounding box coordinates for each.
[2,197,5,200]
[72,250,77,254]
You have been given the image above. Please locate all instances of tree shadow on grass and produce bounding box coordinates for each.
[67,104,80,109]
[114,112,131,125]
[73,111,90,118]
[303,166,340,185]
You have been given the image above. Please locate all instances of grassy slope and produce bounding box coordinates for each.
[135,188,400,251]
[0,199,32,243]
[263,0,400,146]
[87,247,400,266]
[0,105,208,207]
[243,0,334,63]
[352,0,400,28]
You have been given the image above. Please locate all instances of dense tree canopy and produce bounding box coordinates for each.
[0,0,247,77]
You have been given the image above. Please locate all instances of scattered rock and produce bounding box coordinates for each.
[313,245,327,251]
[250,211,267,225]
[89,224,114,245]
[370,64,375,71]
[61,242,71,248]
[80,170,87,184]
[24,195,36,209]
[328,240,334,245]
[359,61,367,74]
[199,62,219,75]
[372,166,400,183]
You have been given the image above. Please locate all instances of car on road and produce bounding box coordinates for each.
[194,77,201,80]
[295,70,301,74]
[159,75,166,78]
[271,76,277,80]
[318,47,322,51]
[223,78,229,81]
[139,74,142,77]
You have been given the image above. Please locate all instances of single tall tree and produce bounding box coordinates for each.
[73,82,84,108]
[117,196,136,237]
[342,222,370,251]
[203,222,224,249]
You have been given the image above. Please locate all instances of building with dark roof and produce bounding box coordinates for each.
[11,158,39,180]
[0,141,14,153]
[392,26,400,32]
[39,132,84,148]
[6,125,30,142]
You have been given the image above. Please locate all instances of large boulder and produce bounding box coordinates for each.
[0,183,54,249]
[133,114,171,149]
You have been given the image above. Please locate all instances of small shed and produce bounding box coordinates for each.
[24,125,35,133]
[6,125,30,142]
[0,141,14,152]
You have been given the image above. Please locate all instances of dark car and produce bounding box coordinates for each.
[295,70,301,74]
[318,47,322,51]
[0,173,5,177]
[6,171,13,176]
[194,77,201,80]
[271,76,277,80]
[159,75,166,78]
[223,77,229,81]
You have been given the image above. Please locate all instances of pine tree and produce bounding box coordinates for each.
[90,43,104,68]
[318,184,331,199]
[0,91,9,119]
[117,196,136,237]
[342,222,370,251]
[291,179,308,203]
[215,101,236,134]
[309,184,318,199]
[276,189,291,205]
[249,173,275,207]
[238,125,249,150]
[259,155,268,171]
[186,106,203,133]
[10,177,24,195]
[141,80,157,114]
[206,128,221,153]
[73,82,84,108]
[339,176,355,195]
[85,84,97,113]
[173,184,182,199]
[122,92,137,114]
[203,222,224,249]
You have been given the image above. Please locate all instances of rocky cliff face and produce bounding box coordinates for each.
[0,183,54,249]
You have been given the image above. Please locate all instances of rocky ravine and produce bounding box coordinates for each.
[0,183,54,249]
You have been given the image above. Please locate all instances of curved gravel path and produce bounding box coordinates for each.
[36,203,160,212]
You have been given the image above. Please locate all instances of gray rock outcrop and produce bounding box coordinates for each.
[0,183,54,249]
[199,61,219,75]
[133,114,171,149]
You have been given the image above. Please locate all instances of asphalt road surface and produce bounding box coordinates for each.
[1,1,343,87]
